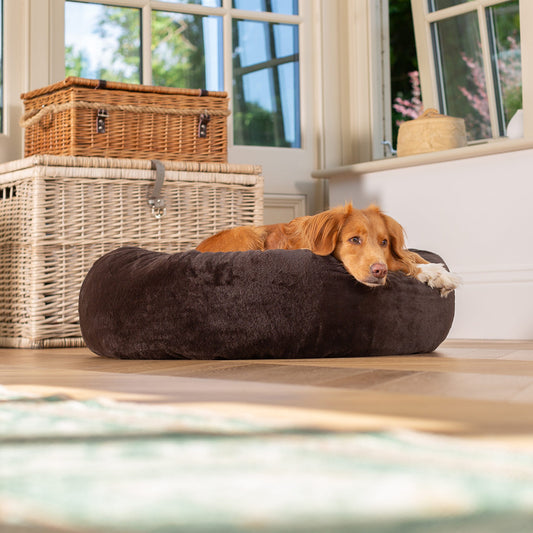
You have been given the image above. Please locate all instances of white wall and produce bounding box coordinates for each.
[327,149,533,340]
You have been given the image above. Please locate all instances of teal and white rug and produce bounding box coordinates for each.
[1,385,533,532]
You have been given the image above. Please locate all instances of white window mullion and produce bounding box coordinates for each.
[141,5,152,85]
[425,0,510,23]
[151,1,226,17]
[50,0,66,84]
[519,0,532,138]
[230,10,302,24]
[28,0,53,89]
[411,0,439,111]
[426,2,479,22]
[477,3,501,137]
[373,0,392,158]
[0,0,27,161]
[222,0,233,149]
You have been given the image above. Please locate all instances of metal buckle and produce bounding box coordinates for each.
[198,113,210,138]
[96,109,108,133]
[147,197,166,219]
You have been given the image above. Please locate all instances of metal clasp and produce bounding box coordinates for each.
[97,109,108,133]
[147,197,166,219]
[198,113,210,138]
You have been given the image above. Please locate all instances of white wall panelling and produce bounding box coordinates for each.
[324,148,533,340]
[263,194,307,225]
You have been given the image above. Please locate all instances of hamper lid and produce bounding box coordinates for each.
[21,77,228,101]
[0,155,262,178]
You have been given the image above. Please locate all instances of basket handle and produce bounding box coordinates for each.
[147,160,166,219]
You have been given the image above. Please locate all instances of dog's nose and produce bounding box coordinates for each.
[370,263,388,279]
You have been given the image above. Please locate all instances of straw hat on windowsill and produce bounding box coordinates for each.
[396,108,467,157]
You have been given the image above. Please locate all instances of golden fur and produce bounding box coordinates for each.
[197,203,458,295]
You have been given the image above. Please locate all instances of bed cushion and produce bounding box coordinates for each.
[78,246,455,359]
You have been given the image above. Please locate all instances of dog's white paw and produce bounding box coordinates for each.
[416,263,461,297]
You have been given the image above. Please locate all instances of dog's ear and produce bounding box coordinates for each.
[381,211,406,254]
[300,203,352,255]
[381,211,422,275]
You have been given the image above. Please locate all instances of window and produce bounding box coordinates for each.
[152,10,223,90]
[64,0,301,148]
[412,0,522,142]
[65,3,142,84]
[232,19,300,147]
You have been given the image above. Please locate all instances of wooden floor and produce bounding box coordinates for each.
[3,339,533,445]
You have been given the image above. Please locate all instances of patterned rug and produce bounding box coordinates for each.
[1,385,533,533]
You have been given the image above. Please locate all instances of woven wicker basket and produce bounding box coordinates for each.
[20,77,230,162]
[0,155,263,348]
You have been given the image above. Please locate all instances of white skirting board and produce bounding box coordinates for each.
[451,278,533,340]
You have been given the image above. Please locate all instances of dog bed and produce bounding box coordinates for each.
[78,246,455,359]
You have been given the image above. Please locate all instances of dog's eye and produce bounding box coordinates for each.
[349,236,361,245]
[380,239,388,247]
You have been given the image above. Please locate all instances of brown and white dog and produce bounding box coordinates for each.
[196,203,460,296]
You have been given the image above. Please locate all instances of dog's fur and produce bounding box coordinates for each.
[196,203,460,296]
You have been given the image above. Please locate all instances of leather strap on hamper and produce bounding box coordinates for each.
[147,160,166,219]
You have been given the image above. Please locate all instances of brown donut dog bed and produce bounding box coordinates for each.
[78,246,455,359]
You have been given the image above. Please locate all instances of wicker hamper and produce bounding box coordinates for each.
[20,77,230,162]
[0,155,263,348]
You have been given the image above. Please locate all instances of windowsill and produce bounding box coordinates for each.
[311,138,533,180]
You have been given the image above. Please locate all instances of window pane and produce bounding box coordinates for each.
[233,0,298,16]
[152,11,223,90]
[429,0,474,12]
[432,12,491,140]
[65,2,141,83]
[390,0,420,150]
[233,20,300,147]
[489,0,521,134]
[157,0,221,6]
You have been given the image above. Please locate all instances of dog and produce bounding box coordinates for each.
[196,203,460,297]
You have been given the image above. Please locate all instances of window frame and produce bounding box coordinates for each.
[312,0,533,173]
[10,0,324,220]
[0,0,26,162]
[58,0,305,151]
[411,0,529,143]
[330,0,392,164]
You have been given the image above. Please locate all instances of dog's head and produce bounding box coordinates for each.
[299,203,409,287]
